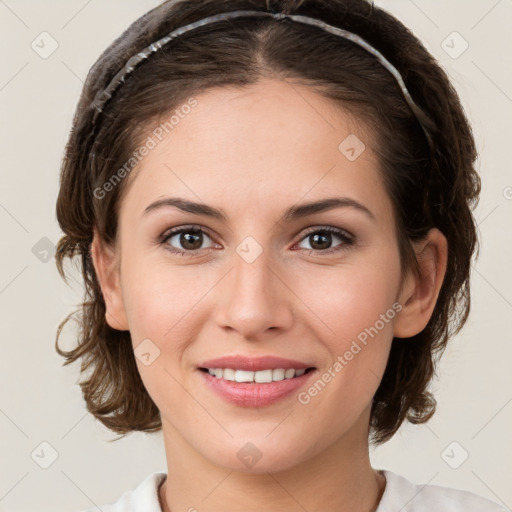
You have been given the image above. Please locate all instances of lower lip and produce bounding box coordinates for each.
[198,369,316,407]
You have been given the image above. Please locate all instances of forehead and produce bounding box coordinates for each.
[119,78,391,224]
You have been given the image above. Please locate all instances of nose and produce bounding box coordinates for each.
[213,245,294,340]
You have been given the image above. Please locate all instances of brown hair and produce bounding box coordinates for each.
[55,0,480,444]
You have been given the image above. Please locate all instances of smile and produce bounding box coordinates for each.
[198,367,317,408]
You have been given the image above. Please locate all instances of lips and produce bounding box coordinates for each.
[198,364,317,407]
[198,355,315,372]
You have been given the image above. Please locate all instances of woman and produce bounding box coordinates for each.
[54,0,507,510]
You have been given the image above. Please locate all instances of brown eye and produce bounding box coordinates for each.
[296,227,354,255]
[161,226,215,255]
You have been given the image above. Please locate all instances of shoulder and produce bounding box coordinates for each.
[376,469,508,512]
[79,471,167,512]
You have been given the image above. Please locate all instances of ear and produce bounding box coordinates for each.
[90,228,129,331]
[393,228,448,338]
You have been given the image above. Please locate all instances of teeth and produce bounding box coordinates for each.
[205,367,308,382]
[255,369,272,383]
[223,368,236,381]
[235,370,254,382]
[272,368,284,381]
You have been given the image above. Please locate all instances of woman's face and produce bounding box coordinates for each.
[99,78,414,472]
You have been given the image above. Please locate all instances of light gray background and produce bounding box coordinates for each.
[0,1,511,511]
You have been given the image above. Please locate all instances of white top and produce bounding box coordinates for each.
[81,469,508,511]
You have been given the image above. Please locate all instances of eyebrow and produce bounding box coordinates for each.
[142,196,376,223]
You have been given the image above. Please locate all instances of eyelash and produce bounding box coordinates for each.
[158,224,355,257]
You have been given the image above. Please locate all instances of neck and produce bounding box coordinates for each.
[158,411,385,512]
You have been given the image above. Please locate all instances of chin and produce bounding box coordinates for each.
[200,435,316,475]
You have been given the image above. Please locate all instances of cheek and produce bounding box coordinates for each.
[120,254,206,339]
[295,291,396,426]
[297,255,400,340]
[294,252,400,398]
[119,260,204,407]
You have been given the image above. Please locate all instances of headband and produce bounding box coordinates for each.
[90,9,434,150]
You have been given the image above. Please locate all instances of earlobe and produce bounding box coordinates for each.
[90,229,129,331]
[393,228,448,339]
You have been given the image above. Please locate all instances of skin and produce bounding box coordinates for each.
[91,78,447,512]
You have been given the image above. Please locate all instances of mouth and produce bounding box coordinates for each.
[196,355,318,407]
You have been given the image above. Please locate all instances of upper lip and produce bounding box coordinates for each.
[199,355,315,372]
